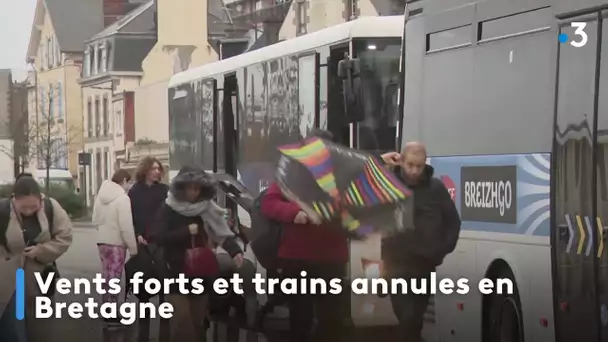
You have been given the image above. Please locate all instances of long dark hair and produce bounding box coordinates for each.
[135,156,164,183]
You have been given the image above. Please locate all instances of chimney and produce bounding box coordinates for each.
[103,0,136,26]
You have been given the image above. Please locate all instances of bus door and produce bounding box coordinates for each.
[214,74,240,212]
[553,12,601,342]
[218,74,239,177]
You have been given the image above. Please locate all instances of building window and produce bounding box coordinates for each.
[87,149,93,197]
[47,37,52,69]
[56,40,62,66]
[39,85,46,117]
[103,149,109,180]
[57,82,63,119]
[105,43,111,71]
[84,47,91,77]
[116,110,123,134]
[101,43,107,73]
[95,150,102,191]
[255,0,262,10]
[40,43,46,70]
[296,1,307,35]
[93,45,99,75]
[87,98,93,137]
[102,96,109,136]
[97,46,103,75]
[95,97,100,137]
[48,82,54,119]
[58,138,67,169]
[347,0,358,20]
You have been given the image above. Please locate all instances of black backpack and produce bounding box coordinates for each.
[249,189,284,270]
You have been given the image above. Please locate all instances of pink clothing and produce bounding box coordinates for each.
[98,244,127,303]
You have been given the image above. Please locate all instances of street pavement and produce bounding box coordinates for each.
[51,224,160,342]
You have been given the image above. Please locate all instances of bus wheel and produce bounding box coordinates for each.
[486,268,524,342]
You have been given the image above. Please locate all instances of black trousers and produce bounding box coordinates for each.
[281,260,349,342]
[137,294,170,342]
[388,266,435,342]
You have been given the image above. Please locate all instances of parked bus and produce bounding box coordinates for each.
[398,0,608,341]
[168,15,403,334]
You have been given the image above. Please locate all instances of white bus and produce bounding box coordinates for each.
[400,0,608,341]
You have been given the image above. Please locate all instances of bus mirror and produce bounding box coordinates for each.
[338,53,364,123]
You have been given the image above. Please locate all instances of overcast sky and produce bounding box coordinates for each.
[0,0,37,81]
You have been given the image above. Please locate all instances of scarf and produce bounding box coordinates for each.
[165,192,234,244]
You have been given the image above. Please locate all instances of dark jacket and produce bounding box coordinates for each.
[261,183,349,264]
[381,165,461,269]
[149,166,242,289]
[128,181,169,239]
[151,203,242,278]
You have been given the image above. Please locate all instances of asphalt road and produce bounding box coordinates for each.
[50,223,160,342]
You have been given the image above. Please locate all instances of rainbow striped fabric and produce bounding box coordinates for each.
[279,137,412,232]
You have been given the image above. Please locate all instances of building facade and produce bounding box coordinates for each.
[279,0,405,39]
[25,0,106,178]
[79,0,155,201]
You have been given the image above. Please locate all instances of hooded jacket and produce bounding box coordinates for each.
[93,180,138,255]
[151,166,242,279]
[381,164,461,270]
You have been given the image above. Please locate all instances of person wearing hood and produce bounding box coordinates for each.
[92,169,137,321]
[150,165,243,342]
[379,142,461,342]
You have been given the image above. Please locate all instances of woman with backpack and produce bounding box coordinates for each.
[0,174,73,342]
[151,165,243,342]
[92,169,138,325]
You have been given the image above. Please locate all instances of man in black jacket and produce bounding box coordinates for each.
[380,142,461,342]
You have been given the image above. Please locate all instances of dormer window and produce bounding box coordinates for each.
[101,42,107,73]
[84,46,91,77]
[97,44,103,74]
[46,37,52,68]
[93,44,99,75]
[56,40,61,66]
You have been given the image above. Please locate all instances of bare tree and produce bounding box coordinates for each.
[1,86,79,193]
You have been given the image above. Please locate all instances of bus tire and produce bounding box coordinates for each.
[483,265,524,342]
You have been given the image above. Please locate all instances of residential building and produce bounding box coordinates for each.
[79,0,155,201]
[133,0,292,166]
[25,0,106,178]
[211,0,293,55]
[279,0,405,39]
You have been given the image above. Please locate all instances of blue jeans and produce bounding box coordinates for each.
[0,292,27,342]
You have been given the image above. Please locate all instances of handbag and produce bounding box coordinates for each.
[183,235,219,277]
